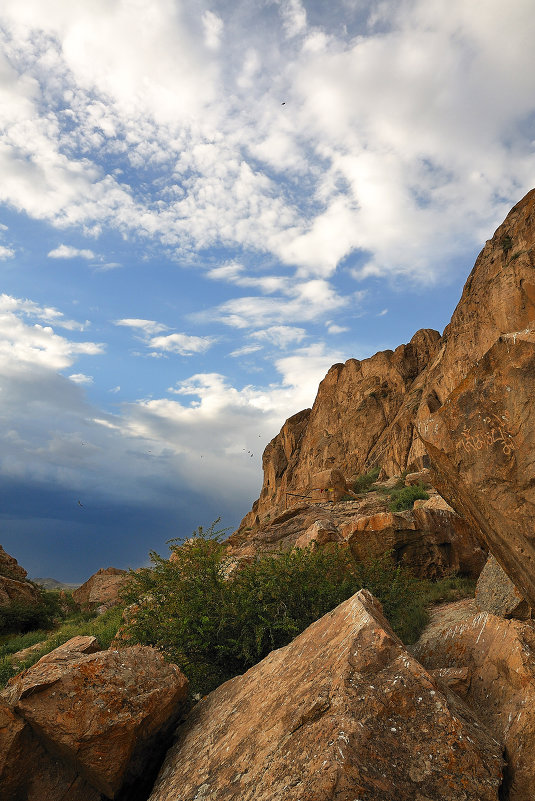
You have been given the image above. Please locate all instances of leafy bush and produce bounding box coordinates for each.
[120,521,439,695]
[388,483,429,511]
[351,466,381,495]
[0,588,80,635]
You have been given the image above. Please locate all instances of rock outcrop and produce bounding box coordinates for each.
[412,599,535,801]
[227,486,486,579]
[242,188,535,527]
[0,545,43,609]
[419,333,535,609]
[149,589,503,801]
[0,637,188,800]
[73,566,129,611]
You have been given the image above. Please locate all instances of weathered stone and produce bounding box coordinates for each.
[405,468,431,486]
[412,599,535,801]
[149,590,503,801]
[0,545,28,581]
[419,333,535,609]
[0,699,101,801]
[294,519,342,548]
[0,545,43,609]
[240,188,535,526]
[3,643,188,798]
[36,634,102,664]
[476,554,531,620]
[73,566,129,611]
[340,506,486,579]
[0,573,42,607]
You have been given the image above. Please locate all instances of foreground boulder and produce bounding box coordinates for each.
[419,333,535,609]
[412,599,535,801]
[0,638,188,800]
[73,566,129,611]
[149,590,502,801]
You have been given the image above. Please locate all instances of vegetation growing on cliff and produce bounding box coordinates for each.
[119,522,474,695]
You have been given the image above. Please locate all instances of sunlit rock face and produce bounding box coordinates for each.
[412,599,535,801]
[241,188,535,527]
[419,332,535,610]
[149,589,503,801]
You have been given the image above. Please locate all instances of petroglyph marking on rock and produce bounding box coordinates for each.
[460,411,515,456]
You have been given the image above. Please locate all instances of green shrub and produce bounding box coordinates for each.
[388,483,429,511]
[120,520,429,695]
[352,466,381,495]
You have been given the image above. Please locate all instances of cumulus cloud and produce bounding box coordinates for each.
[148,332,215,356]
[48,245,96,260]
[69,373,93,384]
[0,0,531,290]
[115,316,215,357]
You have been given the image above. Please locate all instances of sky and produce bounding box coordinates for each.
[0,0,534,582]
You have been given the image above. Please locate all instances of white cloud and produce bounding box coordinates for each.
[115,318,169,336]
[48,244,96,260]
[202,10,223,50]
[280,0,307,39]
[0,245,14,259]
[229,344,263,357]
[326,323,349,335]
[0,0,532,289]
[69,373,93,384]
[148,332,215,356]
[251,325,306,348]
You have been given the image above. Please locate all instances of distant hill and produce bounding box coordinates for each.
[32,577,81,591]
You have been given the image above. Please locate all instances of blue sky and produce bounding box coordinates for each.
[0,0,534,581]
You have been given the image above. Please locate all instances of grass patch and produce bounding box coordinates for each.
[388,483,429,511]
[351,466,381,495]
[0,605,124,689]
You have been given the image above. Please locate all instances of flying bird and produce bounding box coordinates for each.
[77,500,85,509]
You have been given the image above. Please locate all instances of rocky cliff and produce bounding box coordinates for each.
[242,189,535,528]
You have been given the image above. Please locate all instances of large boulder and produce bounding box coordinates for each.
[419,333,535,609]
[475,554,531,620]
[340,506,486,579]
[412,599,535,801]
[1,638,188,800]
[149,590,503,801]
[73,566,129,611]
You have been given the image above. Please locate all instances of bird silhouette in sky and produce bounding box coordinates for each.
[77,500,85,509]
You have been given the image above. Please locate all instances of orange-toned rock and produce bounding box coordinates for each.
[241,189,535,526]
[419,333,535,609]
[73,566,129,611]
[341,506,486,579]
[0,699,101,801]
[149,590,503,801]
[2,642,188,799]
[412,599,535,801]
[0,545,28,581]
[475,555,530,620]
[0,544,43,609]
